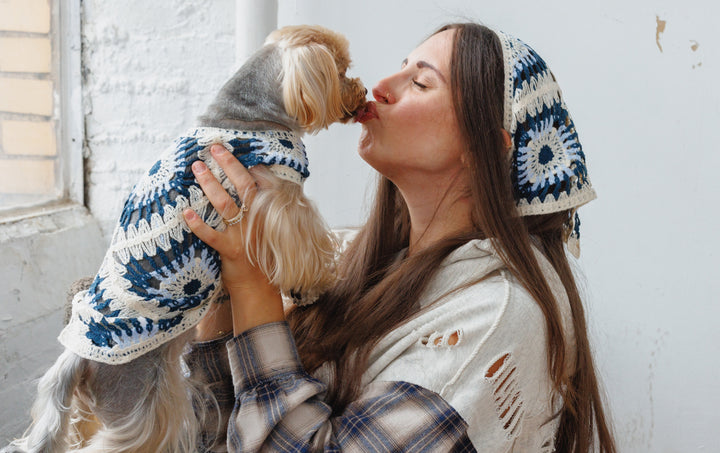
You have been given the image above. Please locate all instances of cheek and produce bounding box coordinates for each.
[404,105,465,167]
[398,104,458,148]
[389,105,432,137]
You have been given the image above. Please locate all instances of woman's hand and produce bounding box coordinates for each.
[184,144,284,337]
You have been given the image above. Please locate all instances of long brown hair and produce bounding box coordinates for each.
[287,23,615,453]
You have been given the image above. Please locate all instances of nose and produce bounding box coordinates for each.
[372,70,402,104]
[372,85,395,104]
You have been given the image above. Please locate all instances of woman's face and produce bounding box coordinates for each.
[357,29,465,184]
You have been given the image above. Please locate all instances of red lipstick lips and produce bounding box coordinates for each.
[354,101,378,124]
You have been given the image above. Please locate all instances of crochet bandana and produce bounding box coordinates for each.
[59,127,308,364]
[496,30,596,255]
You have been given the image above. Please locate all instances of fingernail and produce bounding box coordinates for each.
[211,145,226,155]
[192,161,207,173]
[183,209,197,220]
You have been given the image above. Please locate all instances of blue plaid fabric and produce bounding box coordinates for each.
[188,322,476,452]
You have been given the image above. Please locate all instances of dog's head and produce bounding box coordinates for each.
[266,25,367,133]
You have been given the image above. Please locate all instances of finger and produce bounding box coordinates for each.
[191,160,241,220]
[183,209,229,253]
[209,145,258,206]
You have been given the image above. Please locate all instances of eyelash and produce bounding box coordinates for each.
[412,79,428,89]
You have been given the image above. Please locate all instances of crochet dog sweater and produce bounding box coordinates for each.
[59,127,308,364]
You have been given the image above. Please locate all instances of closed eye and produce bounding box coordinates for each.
[413,80,428,89]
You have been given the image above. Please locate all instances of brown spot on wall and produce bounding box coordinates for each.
[655,15,666,52]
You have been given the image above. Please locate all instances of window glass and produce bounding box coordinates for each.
[0,0,60,212]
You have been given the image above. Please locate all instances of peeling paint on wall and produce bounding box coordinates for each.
[655,15,666,52]
[691,40,702,69]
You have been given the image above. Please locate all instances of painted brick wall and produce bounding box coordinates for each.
[82,0,236,240]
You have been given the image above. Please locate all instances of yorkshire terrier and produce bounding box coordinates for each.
[5,25,366,453]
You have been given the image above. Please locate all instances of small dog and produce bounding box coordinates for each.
[5,25,365,453]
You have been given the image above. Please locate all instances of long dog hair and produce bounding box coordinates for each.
[5,25,365,453]
[21,331,200,452]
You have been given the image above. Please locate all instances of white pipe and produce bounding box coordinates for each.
[235,0,278,66]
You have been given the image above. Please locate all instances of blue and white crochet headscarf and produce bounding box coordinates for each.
[496,30,596,256]
[59,127,308,364]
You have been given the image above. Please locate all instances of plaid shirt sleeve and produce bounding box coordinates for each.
[204,321,475,452]
[186,333,236,452]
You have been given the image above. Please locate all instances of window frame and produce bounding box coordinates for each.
[58,0,84,207]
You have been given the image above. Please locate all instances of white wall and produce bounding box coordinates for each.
[0,207,105,439]
[1,0,717,450]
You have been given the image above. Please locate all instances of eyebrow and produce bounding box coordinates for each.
[402,58,447,83]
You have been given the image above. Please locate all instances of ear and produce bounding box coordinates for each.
[280,43,344,133]
[501,129,513,151]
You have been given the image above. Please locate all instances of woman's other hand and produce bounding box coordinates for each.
[184,144,284,335]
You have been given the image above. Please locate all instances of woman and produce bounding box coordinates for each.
[183,23,616,452]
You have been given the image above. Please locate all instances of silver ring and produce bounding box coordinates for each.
[223,203,248,226]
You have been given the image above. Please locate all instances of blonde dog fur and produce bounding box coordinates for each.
[4,25,365,453]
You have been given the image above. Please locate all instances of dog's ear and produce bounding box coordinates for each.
[243,167,337,300]
[280,43,345,133]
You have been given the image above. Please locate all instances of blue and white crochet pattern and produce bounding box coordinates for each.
[497,31,595,215]
[496,30,596,255]
[59,127,308,364]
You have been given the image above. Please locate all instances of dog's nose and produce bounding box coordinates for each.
[364,88,368,95]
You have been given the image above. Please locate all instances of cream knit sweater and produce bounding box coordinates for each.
[357,237,577,451]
